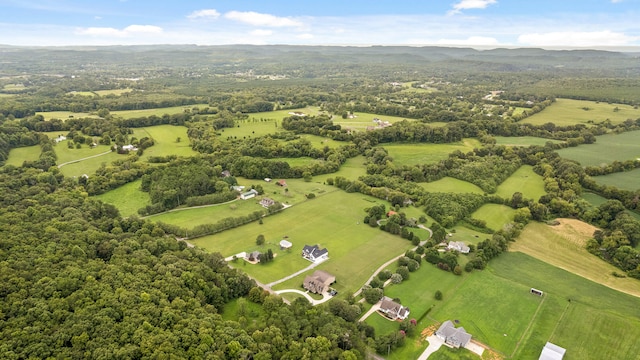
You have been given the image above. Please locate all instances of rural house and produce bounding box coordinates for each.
[259,197,276,208]
[221,170,231,177]
[378,297,410,321]
[447,241,470,254]
[240,189,259,200]
[246,251,261,263]
[302,270,335,294]
[539,342,566,360]
[301,244,329,263]
[435,320,472,348]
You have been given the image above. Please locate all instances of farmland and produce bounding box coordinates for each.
[384,139,482,166]
[592,168,640,191]
[494,136,563,147]
[471,204,515,231]
[495,165,546,201]
[556,130,640,166]
[523,98,640,126]
[333,112,415,131]
[131,125,197,159]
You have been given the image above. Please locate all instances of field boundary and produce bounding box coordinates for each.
[510,295,546,358]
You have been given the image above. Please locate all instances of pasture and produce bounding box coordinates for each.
[495,165,546,201]
[131,125,197,159]
[58,151,122,178]
[94,179,150,217]
[556,130,640,166]
[471,204,515,231]
[592,168,640,191]
[420,177,484,195]
[384,139,482,167]
[522,98,640,126]
[494,136,563,147]
[36,111,98,120]
[53,140,123,177]
[315,155,368,182]
[147,197,262,229]
[111,103,210,118]
[510,219,640,297]
[333,112,415,131]
[4,145,40,167]
[190,190,414,291]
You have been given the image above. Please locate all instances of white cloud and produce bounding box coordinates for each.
[449,0,497,15]
[436,36,499,46]
[187,9,220,20]
[250,29,273,36]
[518,30,635,47]
[297,33,314,39]
[224,11,302,27]
[76,24,162,37]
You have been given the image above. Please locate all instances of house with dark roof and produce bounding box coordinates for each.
[539,342,566,360]
[259,197,276,208]
[378,297,410,321]
[301,244,329,263]
[246,251,261,263]
[303,270,335,294]
[436,320,472,348]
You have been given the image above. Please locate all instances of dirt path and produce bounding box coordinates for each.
[57,150,113,168]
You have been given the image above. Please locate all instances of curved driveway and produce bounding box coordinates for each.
[274,289,332,305]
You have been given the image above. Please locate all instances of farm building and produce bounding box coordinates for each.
[447,241,470,254]
[436,320,472,348]
[539,342,566,360]
[260,197,276,208]
[302,244,329,263]
[240,189,259,200]
[121,144,138,152]
[386,210,398,217]
[222,170,231,177]
[279,239,292,250]
[54,135,67,143]
[276,179,287,187]
[231,185,245,192]
[303,270,335,294]
[378,297,410,321]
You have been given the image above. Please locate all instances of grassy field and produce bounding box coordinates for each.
[315,155,368,183]
[510,219,640,298]
[94,88,132,96]
[523,98,640,126]
[191,190,414,292]
[556,130,640,166]
[449,225,492,246]
[36,111,98,120]
[147,197,262,229]
[94,179,151,217]
[4,145,41,166]
[333,112,415,131]
[420,177,484,194]
[494,136,564,147]
[131,125,197,159]
[58,151,123,178]
[495,165,546,201]
[384,139,481,166]
[592,168,640,191]
[490,252,640,360]
[471,204,516,231]
[111,103,210,118]
[67,91,95,97]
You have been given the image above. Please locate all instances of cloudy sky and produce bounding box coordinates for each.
[0,0,639,48]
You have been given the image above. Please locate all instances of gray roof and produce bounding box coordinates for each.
[436,320,472,347]
[539,342,566,360]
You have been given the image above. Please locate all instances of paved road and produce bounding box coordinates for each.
[417,335,444,360]
[57,150,112,168]
[274,289,332,305]
[266,258,326,287]
[358,303,381,322]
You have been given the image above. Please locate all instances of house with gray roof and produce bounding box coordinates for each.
[302,244,329,263]
[436,320,472,348]
[303,270,335,294]
[378,297,410,321]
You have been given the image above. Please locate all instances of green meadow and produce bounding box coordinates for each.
[494,136,564,147]
[523,98,640,126]
[419,177,484,194]
[384,139,481,166]
[495,165,546,201]
[131,125,197,159]
[94,179,151,217]
[592,168,640,191]
[94,88,132,96]
[471,204,516,231]
[556,130,640,166]
[36,111,98,120]
[58,152,123,178]
[190,191,414,292]
[147,198,262,229]
[4,145,41,167]
[111,103,210,118]
[315,155,368,182]
[333,112,414,131]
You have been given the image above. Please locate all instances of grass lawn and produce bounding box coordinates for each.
[420,177,484,195]
[191,191,414,292]
[556,130,640,166]
[299,134,345,149]
[334,112,415,131]
[131,125,197,159]
[268,157,320,167]
[449,225,492,246]
[490,252,640,360]
[36,111,98,120]
[510,219,640,298]
[220,297,265,322]
[54,141,113,164]
[147,198,263,229]
[220,120,281,140]
[111,103,210,118]
[384,139,481,167]
[428,345,483,360]
[592,168,640,191]
[67,91,95,97]
[315,155,368,183]
[522,98,640,126]
[4,145,41,167]
[58,151,123,178]
[94,179,150,217]
[494,136,564,147]
[495,165,546,201]
[471,204,515,232]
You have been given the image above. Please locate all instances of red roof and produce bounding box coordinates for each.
[387,211,398,217]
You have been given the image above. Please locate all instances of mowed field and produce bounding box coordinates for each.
[94,179,151,217]
[4,145,41,166]
[419,177,484,194]
[333,112,415,131]
[384,139,482,167]
[495,165,546,201]
[53,140,122,177]
[510,219,640,297]
[471,204,516,231]
[190,190,414,292]
[592,167,640,191]
[494,136,564,147]
[523,98,640,126]
[131,125,197,159]
[556,130,640,166]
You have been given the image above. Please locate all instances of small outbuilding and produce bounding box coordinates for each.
[260,197,276,208]
[240,189,259,200]
[539,342,566,360]
[279,239,292,250]
[276,179,287,187]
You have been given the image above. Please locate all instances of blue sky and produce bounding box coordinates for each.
[0,0,639,48]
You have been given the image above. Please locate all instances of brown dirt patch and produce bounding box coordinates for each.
[421,324,438,338]
[547,218,598,246]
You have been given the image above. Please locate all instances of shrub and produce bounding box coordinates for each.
[434,290,443,301]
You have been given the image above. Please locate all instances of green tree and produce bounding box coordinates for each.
[256,234,265,246]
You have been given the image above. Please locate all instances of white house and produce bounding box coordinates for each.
[378,296,410,320]
[240,189,259,200]
[122,144,138,152]
[447,241,470,254]
[301,244,329,263]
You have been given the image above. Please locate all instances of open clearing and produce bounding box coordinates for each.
[94,179,151,217]
[333,112,415,131]
[420,177,484,194]
[592,168,640,191]
[510,219,640,298]
[111,103,210,118]
[36,111,98,120]
[4,145,41,167]
[522,98,640,126]
[384,139,481,166]
[131,125,197,159]
[495,165,546,201]
[494,136,564,147]
[471,204,515,231]
[315,155,368,182]
[556,130,640,166]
